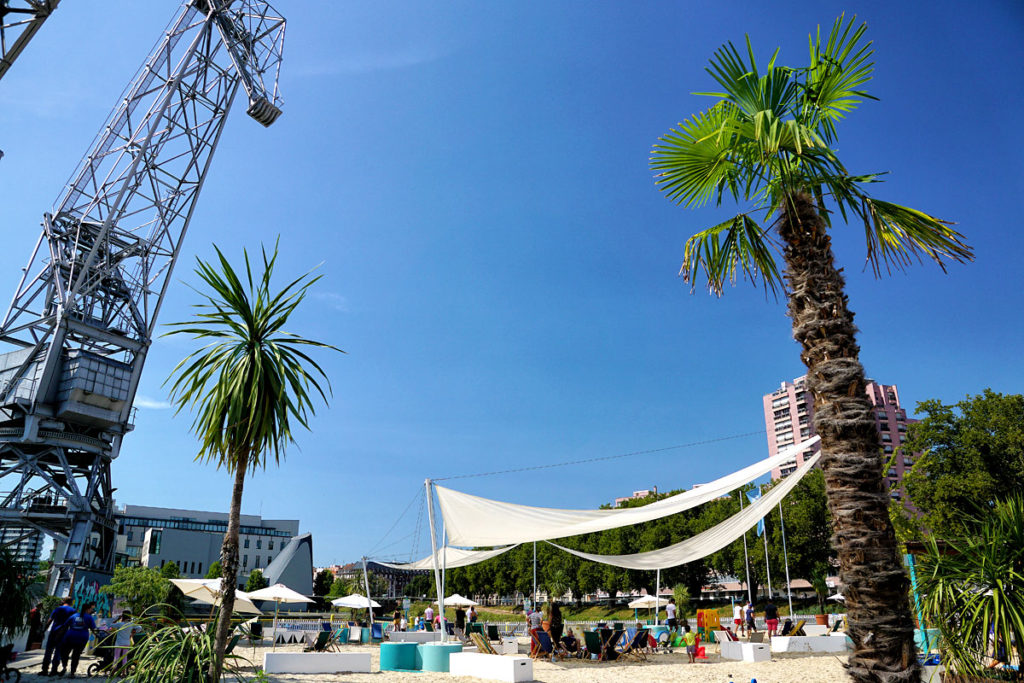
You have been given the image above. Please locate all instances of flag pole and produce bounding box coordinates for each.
[761,485,773,599]
[778,501,794,617]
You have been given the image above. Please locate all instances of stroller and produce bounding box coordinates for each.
[86,629,136,678]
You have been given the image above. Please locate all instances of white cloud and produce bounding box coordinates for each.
[134,395,171,410]
[313,291,350,313]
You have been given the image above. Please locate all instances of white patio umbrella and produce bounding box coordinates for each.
[435,593,477,608]
[247,583,315,649]
[331,593,381,609]
[627,595,661,609]
[827,592,845,601]
[170,578,263,615]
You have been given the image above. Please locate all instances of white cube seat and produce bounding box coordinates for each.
[448,652,533,682]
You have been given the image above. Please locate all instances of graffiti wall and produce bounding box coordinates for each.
[71,569,113,617]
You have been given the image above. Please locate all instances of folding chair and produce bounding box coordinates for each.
[304,631,332,652]
[620,628,649,662]
[600,628,624,661]
[790,619,807,636]
[371,622,384,641]
[487,624,500,641]
[471,632,499,655]
[424,621,434,632]
[583,630,604,661]
[530,629,562,661]
[348,626,362,643]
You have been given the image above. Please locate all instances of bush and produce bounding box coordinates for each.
[128,608,245,682]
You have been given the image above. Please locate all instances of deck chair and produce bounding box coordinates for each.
[304,631,332,652]
[471,632,499,655]
[530,629,562,661]
[348,626,362,642]
[424,621,434,632]
[371,622,384,641]
[612,622,624,631]
[583,630,604,661]
[225,634,241,655]
[718,627,739,642]
[791,619,807,636]
[830,619,843,633]
[487,624,500,641]
[334,627,349,646]
[600,628,624,661]
[244,622,264,647]
[620,629,649,662]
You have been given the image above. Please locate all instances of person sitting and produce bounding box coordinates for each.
[561,627,579,655]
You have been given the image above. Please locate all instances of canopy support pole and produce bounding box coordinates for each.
[425,478,446,643]
[532,541,537,608]
[441,524,447,634]
[761,491,773,599]
[655,568,661,625]
[361,556,374,625]
[778,501,794,617]
[739,491,753,603]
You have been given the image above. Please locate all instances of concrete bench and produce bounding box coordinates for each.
[262,652,372,674]
[771,635,849,653]
[389,630,442,643]
[720,640,769,662]
[449,652,533,682]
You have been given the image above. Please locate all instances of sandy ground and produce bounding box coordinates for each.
[11,638,850,682]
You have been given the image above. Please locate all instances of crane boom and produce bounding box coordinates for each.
[0,0,285,595]
[0,0,59,82]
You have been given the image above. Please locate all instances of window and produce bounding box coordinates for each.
[800,428,810,437]
[244,538,250,549]
[127,531,133,541]
[881,433,892,442]
[903,457,914,467]
[888,468,897,477]
[772,397,788,408]
[266,556,272,565]
[151,530,162,555]
[884,445,893,453]
[256,539,262,550]
[255,556,261,568]
[269,541,274,551]
[243,555,248,567]
[198,563,203,575]
[191,561,196,574]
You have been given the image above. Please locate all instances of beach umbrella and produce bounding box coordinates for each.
[627,595,660,609]
[171,579,263,615]
[436,593,477,608]
[827,592,845,601]
[247,583,315,649]
[331,593,381,609]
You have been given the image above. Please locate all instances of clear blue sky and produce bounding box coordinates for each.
[1,0,1021,568]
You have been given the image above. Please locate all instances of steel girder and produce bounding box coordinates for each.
[0,0,285,595]
[0,0,60,82]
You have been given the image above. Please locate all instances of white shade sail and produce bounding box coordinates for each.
[374,544,519,571]
[436,437,819,546]
[547,453,820,570]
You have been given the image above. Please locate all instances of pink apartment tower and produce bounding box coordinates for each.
[763,376,916,500]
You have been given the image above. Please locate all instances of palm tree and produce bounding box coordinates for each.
[650,16,971,681]
[166,243,339,681]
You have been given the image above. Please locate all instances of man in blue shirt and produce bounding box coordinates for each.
[40,597,75,676]
[58,601,99,678]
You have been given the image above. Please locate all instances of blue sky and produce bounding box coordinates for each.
[1,0,1021,568]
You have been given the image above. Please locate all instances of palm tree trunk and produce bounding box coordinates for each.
[209,453,248,682]
[778,191,918,683]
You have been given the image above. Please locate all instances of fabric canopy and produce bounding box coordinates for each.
[436,437,819,546]
[374,544,519,571]
[547,452,820,570]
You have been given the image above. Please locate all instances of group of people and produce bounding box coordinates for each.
[731,599,782,637]
[38,598,138,678]
[407,603,478,638]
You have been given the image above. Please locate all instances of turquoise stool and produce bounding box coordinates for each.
[417,643,463,672]
[380,642,418,671]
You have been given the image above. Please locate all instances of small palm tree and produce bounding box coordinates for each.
[166,242,339,681]
[650,16,971,681]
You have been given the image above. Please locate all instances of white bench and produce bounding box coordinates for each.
[389,631,442,643]
[449,652,533,682]
[771,635,849,653]
[262,652,372,674]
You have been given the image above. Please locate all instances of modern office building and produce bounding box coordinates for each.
[115,504,308,590]
[763,375,917,498]
[0,524,44,564]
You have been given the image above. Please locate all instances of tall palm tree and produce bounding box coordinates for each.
[166,243,339,681]
[650,16,971,682]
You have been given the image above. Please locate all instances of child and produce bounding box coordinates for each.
[683,624,697,663]
[113,611,142,671]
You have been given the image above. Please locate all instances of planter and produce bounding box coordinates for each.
[814,614,829,626]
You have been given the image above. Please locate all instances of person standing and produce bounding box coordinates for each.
[665,597,678,632]
[548,601,563,647]
[745,601,757,634]
[682,624,697,663]
[764,600,780,637]
[423,604,434,629]
[112,611,142,672]
[59,602,99,678]
[732,601,745,637]
[454,606,467,642]
[40,597,75,676]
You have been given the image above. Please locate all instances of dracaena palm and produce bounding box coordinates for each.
[165,242,339,681]
[651,16,971,682]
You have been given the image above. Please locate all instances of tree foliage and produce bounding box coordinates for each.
[902,390,1024,538]
[0,548,34,643]
[101,566,172,616]
[204,561,222,579]
[313,569,334,597]
[244,569,268,592]
[160,561,181,579]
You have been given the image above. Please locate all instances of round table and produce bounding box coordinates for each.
[417,642,463,672]
[380,642,418,671]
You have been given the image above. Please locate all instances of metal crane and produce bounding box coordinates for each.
[0,0,60,82]
[0,0,285,596]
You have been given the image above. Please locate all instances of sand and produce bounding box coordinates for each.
[13,638,850,682]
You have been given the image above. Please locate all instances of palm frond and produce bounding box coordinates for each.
[860,198,973,276]
[680,213,783,296]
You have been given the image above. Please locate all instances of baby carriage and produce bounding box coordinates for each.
[86,629,136,678]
